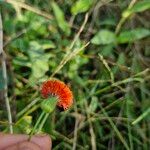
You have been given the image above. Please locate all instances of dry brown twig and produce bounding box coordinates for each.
[5,0,53,20]
[50,13,89,78]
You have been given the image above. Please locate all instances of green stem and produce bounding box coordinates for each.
[132,108,150,125]
[29,111,45,140]
[16,104,40,126]
[37,113,49,133]
[17,98,41,118]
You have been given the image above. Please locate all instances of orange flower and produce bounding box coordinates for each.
[41,80,73,110]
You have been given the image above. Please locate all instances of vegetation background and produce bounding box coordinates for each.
[0,0,150,149]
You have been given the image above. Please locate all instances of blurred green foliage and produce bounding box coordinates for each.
[0,0,150,149]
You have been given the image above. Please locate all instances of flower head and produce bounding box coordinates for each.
[41,80,73,110]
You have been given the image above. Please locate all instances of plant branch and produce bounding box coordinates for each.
[50,13,89,78]
[5,0,53,20]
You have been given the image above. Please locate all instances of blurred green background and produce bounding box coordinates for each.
[0,0,150,149]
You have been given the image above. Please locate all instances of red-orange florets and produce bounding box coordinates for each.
[41,80,73,110]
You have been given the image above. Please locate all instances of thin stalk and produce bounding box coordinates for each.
[29,111,45,140]
[50,13,89,78]
[132,108,150,125]
[37,113,49,133]
[99,103,130,150]
[6,0,53,20]
[95,77,144,95]
[115,0,138,34]
[17,98,41,118]
[16,104,40,125]
[98,54,114,83]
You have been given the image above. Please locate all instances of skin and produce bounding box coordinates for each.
[0,133,52,150]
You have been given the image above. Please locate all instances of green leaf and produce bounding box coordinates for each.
[28,41,51,79]
[51,2,70,36]
[100,18,116,26]
[38,40,56,49]
[131,0,150,13]
[31,58,49,78]
[13,56,31,67]
[11,38,29,52]
[123,0,150,18]
[117,28,150,44]
[71,0,93,15]
[91,30,116,45]
[100,45,114,56]
[130,0,150,12]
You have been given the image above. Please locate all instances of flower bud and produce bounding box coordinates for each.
[40,97,58,113]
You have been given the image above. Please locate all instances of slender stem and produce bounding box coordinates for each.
[115,0,138,34]
[99,103,130,150]
[69,13,89,50]
[37,113,49,133]
[29,111,45,140]
[98,54,114,83]
[115,17,126,35]
[0,12,13,133]
[50,13,89,78]
[17,98,41,118]
[95,75,146,95]
[132,108,150,125]
[16,104,40,125]
[72,102,78,150]
[6,0,53,20]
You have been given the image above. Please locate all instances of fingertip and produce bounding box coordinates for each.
[31,134,52,150]
[44,135,52,150]
[0,133,52,150]
[5,141,41,150]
